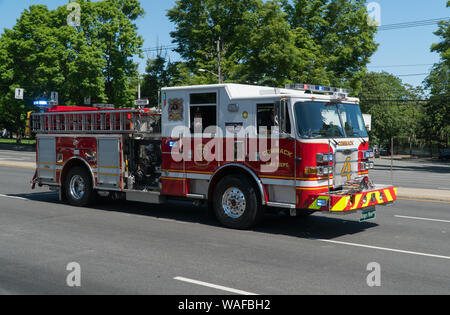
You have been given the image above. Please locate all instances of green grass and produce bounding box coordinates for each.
[0,138,36,145]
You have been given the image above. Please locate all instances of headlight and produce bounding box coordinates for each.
[317,153,334,163]
[363,150,374,159]
[305,166,333,176]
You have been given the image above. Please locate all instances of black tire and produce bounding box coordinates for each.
[213,175,264,229]
[64,166,94,207]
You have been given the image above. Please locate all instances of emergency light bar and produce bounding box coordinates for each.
[33,100,49,106]
[286,84,351,97]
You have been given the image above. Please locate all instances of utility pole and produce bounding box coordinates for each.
[137,74,141,100]
[216,37,223,84]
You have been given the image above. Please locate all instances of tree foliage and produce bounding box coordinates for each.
[0,0,145,136]
[424,2,450,148]
[168,0,378,90]
[358,72,425,149]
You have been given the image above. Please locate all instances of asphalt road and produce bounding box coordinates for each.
[0,166,449,295]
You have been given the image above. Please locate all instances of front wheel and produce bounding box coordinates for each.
[213,175,264,229]
[65,167,94,207]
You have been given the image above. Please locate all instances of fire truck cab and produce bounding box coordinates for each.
[31,83,397,229]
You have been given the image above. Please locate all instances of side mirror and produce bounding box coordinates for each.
[275,99,289,135]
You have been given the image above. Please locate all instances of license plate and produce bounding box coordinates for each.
[360,207,376,222]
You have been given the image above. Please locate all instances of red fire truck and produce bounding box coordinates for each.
[31,83,397,229]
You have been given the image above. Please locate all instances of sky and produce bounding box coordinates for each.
[0,0,448,88]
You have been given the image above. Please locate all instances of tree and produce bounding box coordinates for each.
[76,0,145,107]
[167,0,261,84]
[0,0,145,139]
[430,1,450,67]
[358,72,424,151]
[424,2,450,149]
[231,0,303,86]
[141,50,181,106]
[282,0,378,91]
[167,0,378,90]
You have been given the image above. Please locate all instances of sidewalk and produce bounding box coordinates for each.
[1,160,449,203]
[0,143,36,152]
[380,155,443,163]
[0,161,36,169]
[397,187,450,203]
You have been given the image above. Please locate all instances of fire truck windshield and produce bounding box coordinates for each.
[294,102,368,139]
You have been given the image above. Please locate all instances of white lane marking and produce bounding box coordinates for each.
[0,194,29,201]
[174,277,259,296]
[395,215,450,224]
[314,239,450,261]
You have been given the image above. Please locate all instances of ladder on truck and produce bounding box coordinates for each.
[31,109,161,136]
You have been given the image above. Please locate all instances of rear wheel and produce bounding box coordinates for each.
[213,175,264,229]
[65,167,94,207]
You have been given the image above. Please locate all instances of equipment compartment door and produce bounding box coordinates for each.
[97,137,121,190]
[37,136,56,184]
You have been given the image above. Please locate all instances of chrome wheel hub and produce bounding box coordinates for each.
[222,187,246,219]
[70,175,85,200]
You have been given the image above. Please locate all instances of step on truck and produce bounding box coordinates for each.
[31,83,397,229]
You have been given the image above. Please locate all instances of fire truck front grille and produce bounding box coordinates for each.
[333,149,359,188]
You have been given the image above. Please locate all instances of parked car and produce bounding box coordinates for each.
[379,147,390,157]
[439,150,450,161]
[370,148,381,158]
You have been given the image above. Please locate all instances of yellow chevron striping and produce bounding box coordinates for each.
[384,189,394,202]
[332,196,351,212]
[351,194,363,210]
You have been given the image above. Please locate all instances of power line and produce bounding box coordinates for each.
[360,99,430,102]
[368,64,434,69]
[378,17,450,31]
[142,45,178,53]
[142,17,450,52]
[396,73,429,77]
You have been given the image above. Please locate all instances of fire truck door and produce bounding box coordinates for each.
[186,90,219,177]
[261,101,296,205]
[37,136,56,184]
[97,137,121,190]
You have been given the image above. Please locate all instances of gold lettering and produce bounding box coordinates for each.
[341,157,352,181]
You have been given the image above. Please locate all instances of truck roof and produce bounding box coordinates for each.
[161,83,360,104]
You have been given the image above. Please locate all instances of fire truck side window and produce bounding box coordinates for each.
[257,104,291,134]
[189,93,218,134]
[257,104,275,134]
[190,106,217,134]
[190,93,217,105]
